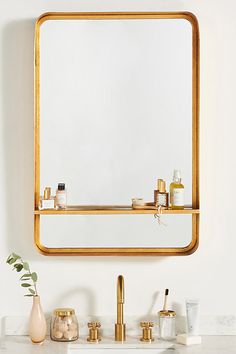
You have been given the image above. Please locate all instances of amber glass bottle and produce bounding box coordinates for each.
[156,180,168,209]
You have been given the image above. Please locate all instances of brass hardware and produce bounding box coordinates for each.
[87,321,101,342]
[159,310,176,317]
[140,321,154,342]
[54,308,75,316]
[115,275,126,341]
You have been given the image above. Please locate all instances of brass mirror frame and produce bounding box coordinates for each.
[34,12,199,256]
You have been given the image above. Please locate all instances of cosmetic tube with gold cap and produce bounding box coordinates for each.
[156,180,168,208]
[39,187,55,210]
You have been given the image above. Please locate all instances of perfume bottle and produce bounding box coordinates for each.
[156,180,168,208]
[169,170,184,209]
[154,179,163,204]
[56,183,67,209]
[39,187,55,210]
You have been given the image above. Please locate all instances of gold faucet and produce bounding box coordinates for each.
[115,275,126,341]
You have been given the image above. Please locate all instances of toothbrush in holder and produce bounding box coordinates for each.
[163,289,169,311]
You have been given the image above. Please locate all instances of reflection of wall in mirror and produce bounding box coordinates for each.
[40,19,192,209]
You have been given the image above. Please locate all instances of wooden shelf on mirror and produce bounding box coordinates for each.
[34,205,200,215]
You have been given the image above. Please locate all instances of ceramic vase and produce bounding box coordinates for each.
[29,295,47,343]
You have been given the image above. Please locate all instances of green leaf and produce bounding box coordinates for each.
[28,288,35,295]
[20,273,31,279]
[12,253,21,260]
[7,253,21,264]
[24,294,34,297]
[14,264,23,272]
[6,254,13,263]
[21,283,31,287]
[23,262,29,271]
[8,258,16,265]
[31,272,38,282]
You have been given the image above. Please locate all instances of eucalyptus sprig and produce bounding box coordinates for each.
[6,253,38,297]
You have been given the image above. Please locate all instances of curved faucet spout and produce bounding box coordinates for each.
[115,275,126,341]
[117,275,124,304]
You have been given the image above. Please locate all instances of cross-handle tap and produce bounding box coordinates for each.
[140,321,154,342]
[115,275,126,341]
[87,321,101,342]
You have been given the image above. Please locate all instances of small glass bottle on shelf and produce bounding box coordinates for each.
[154,179,163,204]
[39,187,55,210]
[56,183,67,209]
[156,180,168,209]
[169,170,184,209]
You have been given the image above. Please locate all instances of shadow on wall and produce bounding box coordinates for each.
[53,286,96,317]
[1,18,180,265]
[1,20,35,259]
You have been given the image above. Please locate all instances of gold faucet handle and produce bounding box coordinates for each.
[87,321,101,342]
[140,321,154,328]
[88,321,101,329]
[140,321,154,342]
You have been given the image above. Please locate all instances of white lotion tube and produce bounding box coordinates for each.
[186,299,200,335]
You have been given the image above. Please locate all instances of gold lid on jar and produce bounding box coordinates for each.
[159,310,176,317]
[54,308,75,316]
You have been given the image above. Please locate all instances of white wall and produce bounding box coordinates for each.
[0,0,236,328]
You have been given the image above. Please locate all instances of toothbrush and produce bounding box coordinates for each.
[163,289,169,311]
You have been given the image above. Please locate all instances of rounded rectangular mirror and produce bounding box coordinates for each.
[34,12,199,256]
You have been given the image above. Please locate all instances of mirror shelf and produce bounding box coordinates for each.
[34,206,199,215]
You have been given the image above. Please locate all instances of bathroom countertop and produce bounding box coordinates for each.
[1,336,236,354]
[175,336,236,353]
[0,335,67,354]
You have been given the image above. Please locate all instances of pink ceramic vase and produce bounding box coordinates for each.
[29,295,47,343]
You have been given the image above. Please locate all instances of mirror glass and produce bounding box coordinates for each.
[36,14,199,254]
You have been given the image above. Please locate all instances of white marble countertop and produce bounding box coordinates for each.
[1,336,236,354]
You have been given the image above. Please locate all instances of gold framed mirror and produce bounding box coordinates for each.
[34,12,199,256]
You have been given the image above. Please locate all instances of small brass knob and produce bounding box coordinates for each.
[87,321,101,342]
[140,321,154,342]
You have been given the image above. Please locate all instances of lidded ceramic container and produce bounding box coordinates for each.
[50,308,79,342]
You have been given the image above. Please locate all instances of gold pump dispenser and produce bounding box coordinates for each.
[115,275,126,341]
